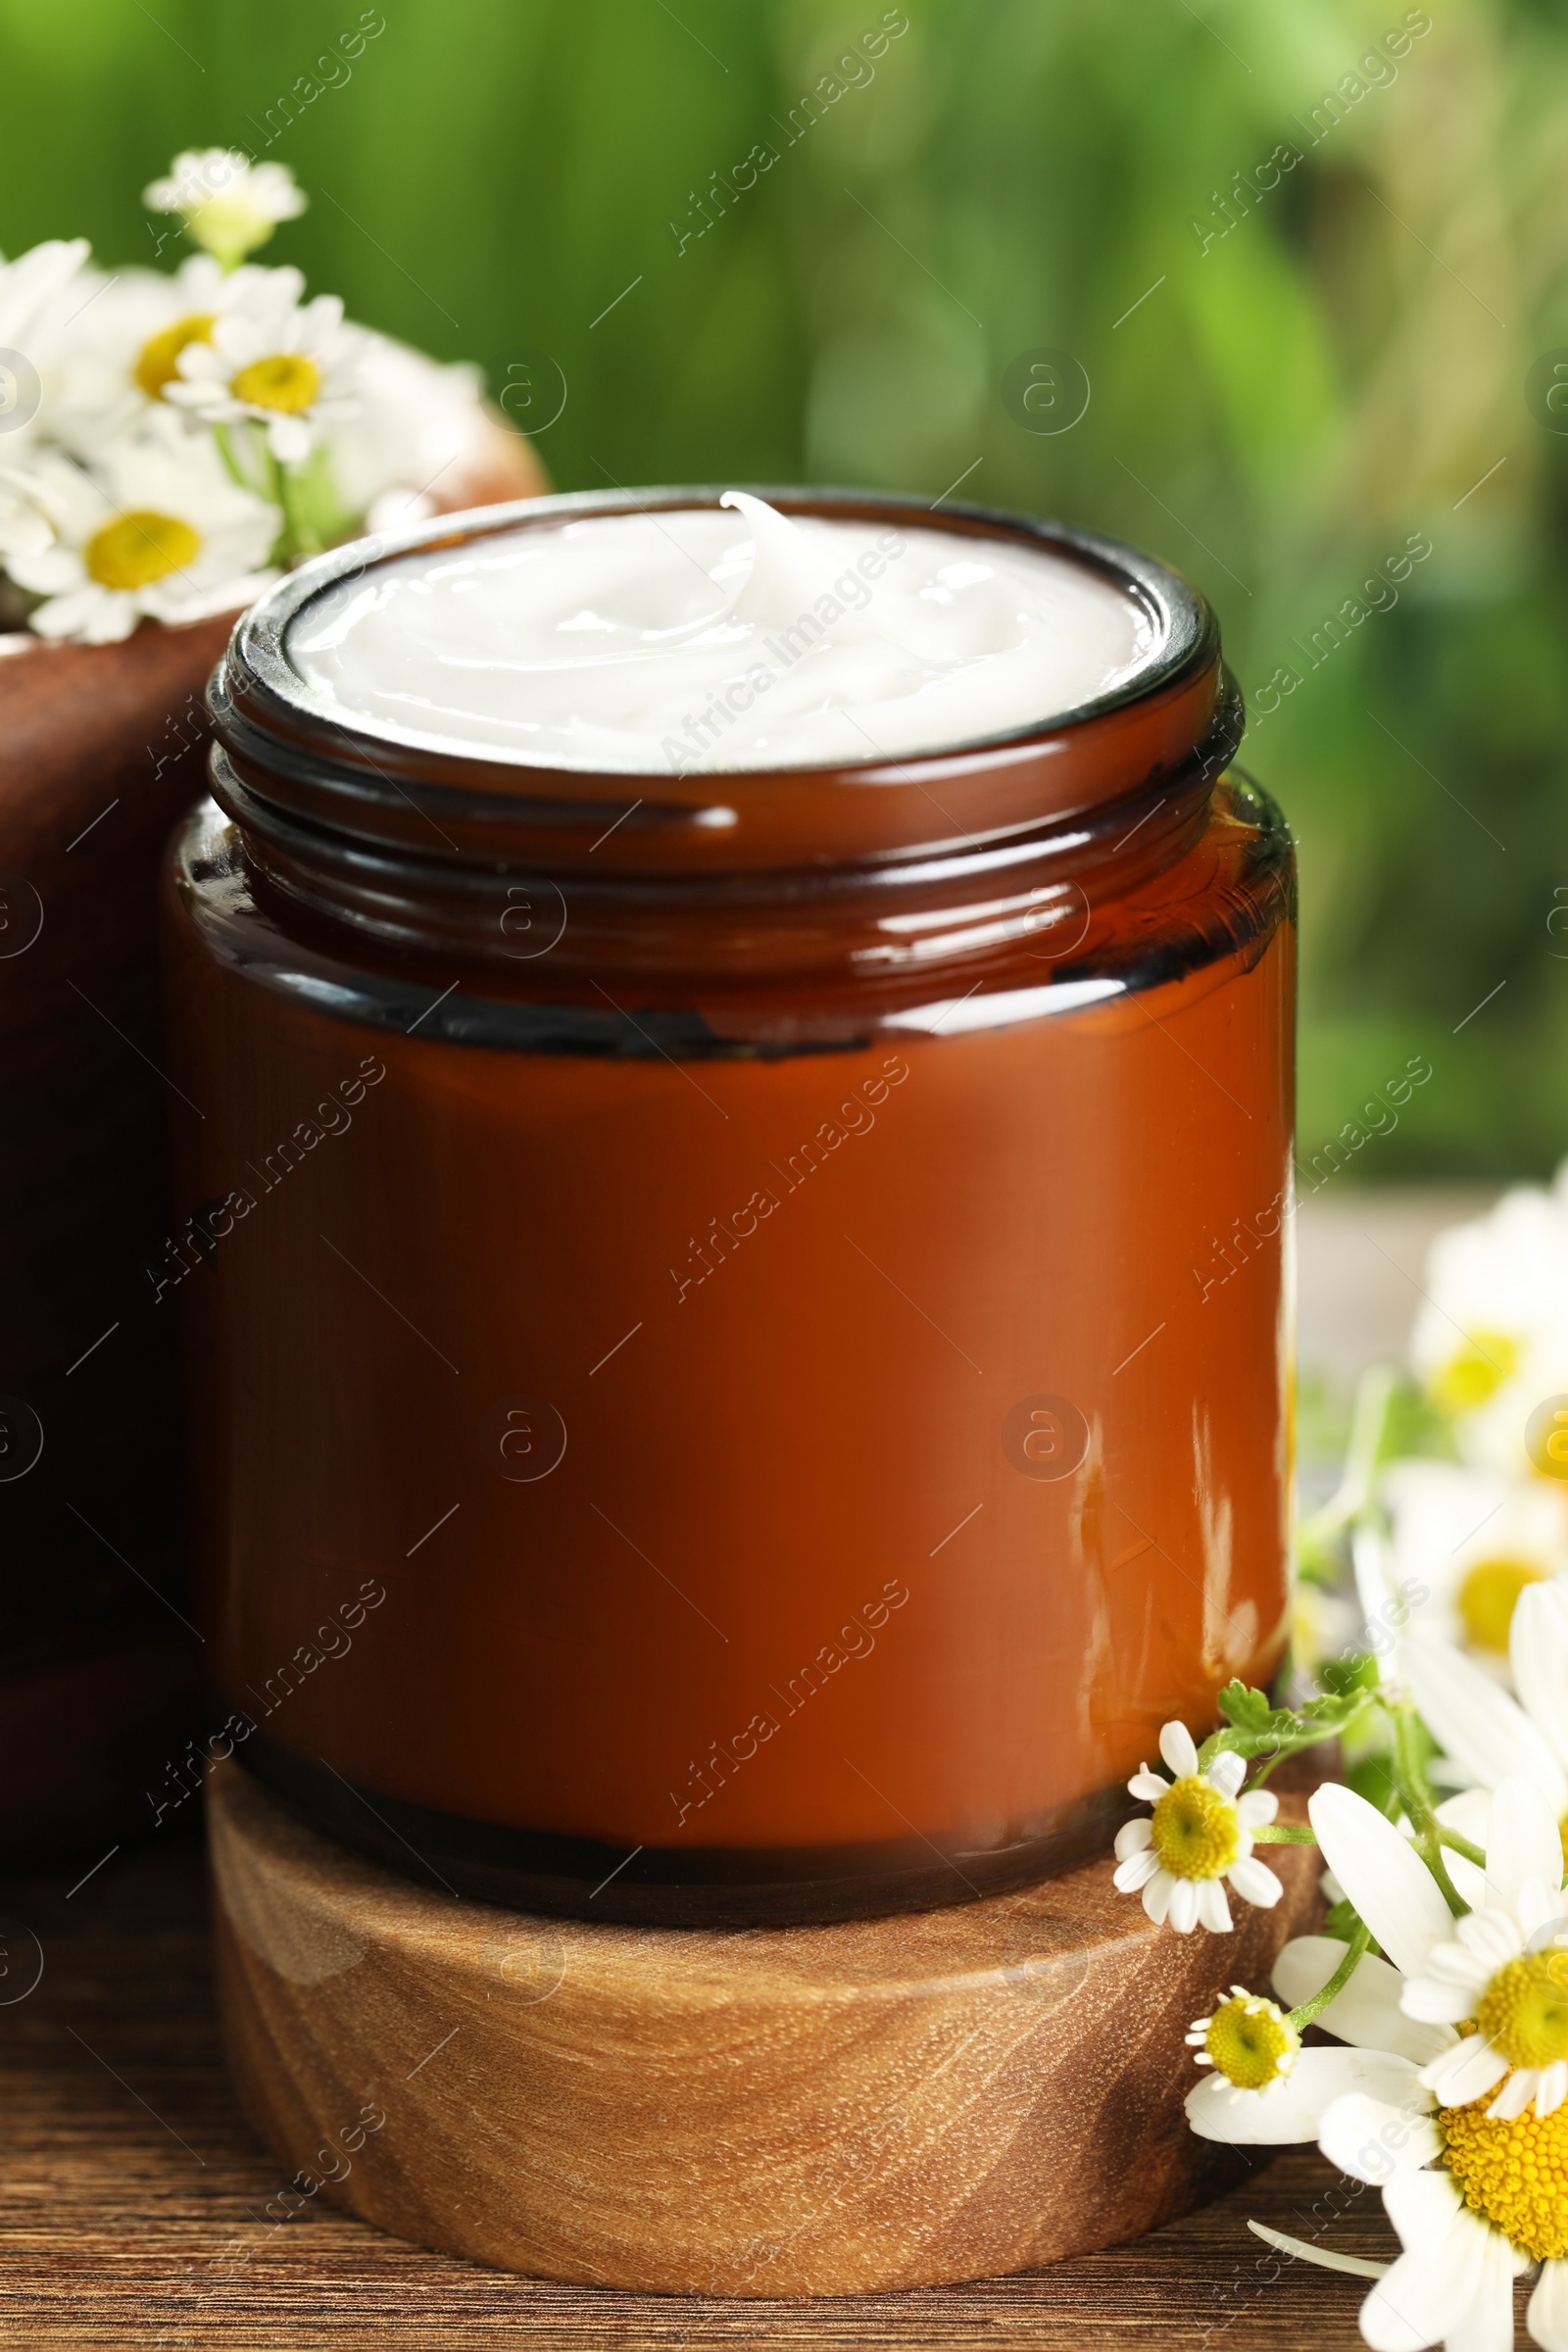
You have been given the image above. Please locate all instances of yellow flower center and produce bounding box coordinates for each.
[83,511,201,592]
[1474,1955,1568,2072]
[1457,1556,1548,1651]
[132,313,215,400]
[1430,1329,1518,1416]
[1202,1994,1300,2091]
[1150,1775,1241,1881]
[1441,2095,1568,2260]
[229,352,320,415]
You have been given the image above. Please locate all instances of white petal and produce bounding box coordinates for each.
[1186,2046,1426,2146]
[1529,2257,1568,2352]
[1538,2059,1568,2119]
[1522,1886,1567,1943]
[1486,2067,1539,2121]
[1419,2033,1510,2108]
[1113,1818,1152,1861]
[1142,1870,1172,1926]
[1309,1784,1456,1979]
[1207,1750,1246,1798]
[267,413,312,464]
[1127,1770,1168,1803]
[1159,1722,1200,1779]
[1361,2175,1486,2352]
[1488,1775,1566,1914]
[1238,1788,1279,1828]
[1455,1906,1526,1971]
[1167,1876,1200,1933]
[1113,1847,1159,1892]
[1355,1518,1398,1671]
[1514,1579,1568,1775]
[1449,2222,1534,2352]
[1317,2088,1442,2184]
[1406,1628,1568,1814]
[1198,1878,1233,1933]
[1437,1788,1494,1846]
[1273,1937,1455,2065]
[1382,2162,1470,2253]
[1247,2220,1388,2278]
[1226,1854,1283,1908]
[1446,1850,1491,1911]
[1401,1972,1485,2026]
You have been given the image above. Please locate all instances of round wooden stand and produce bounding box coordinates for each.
[209,1760,1318,2297]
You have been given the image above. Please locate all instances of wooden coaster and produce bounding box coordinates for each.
[208,1759,1318,2297]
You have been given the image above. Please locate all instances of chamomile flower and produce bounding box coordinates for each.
[0,237,90,357]
[1190,1779,1568,2352]
[0,238,91,454]
[45,259,305,456]
[1380,1458,1568,1667]
[1111,1721,1284,1934]
[143,150,306,271]
[167,285,361,463]
[1400,1588,1568,1885]
[4,431,278,644]
[1188,1986,1302,2098]
[1409,1168,1568,1480]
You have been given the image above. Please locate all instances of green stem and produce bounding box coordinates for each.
[267,447,319,564]
[1243,1699,1372,1788]
[1297,1364,1401,1563]
[212,421,250,491]
[1287,1921,1371,2033]
[1197,1690,1372,1780]
[1439,1827,1487,1869]
[1386,1695,1467,1917]
[1250,1824,1319,1844]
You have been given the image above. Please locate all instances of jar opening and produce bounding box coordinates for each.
[283,490,1164,778]
[212,488,1228,890]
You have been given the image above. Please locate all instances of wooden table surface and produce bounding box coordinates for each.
[0,1819,1404,2352]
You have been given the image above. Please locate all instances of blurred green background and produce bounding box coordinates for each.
[1,0,1563,1176]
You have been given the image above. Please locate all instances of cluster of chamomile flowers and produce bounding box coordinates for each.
[1314,1170,1568,1685]
[1119,1638,1568,2348]
[0,149,497,646]
[1123,1163,1568,2351]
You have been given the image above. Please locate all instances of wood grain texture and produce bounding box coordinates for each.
[0,1814,1417,2349]
[208,1761,1321,2298]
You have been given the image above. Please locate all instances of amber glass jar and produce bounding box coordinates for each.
[163,488,1294,1925]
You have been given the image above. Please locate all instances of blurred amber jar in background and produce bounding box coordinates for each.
[163,489,1293,1924]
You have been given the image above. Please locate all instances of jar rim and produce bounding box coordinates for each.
[212,487,1228,880]
[241,484,1206,769]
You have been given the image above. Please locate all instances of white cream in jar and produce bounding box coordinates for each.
[288,492,1156,775]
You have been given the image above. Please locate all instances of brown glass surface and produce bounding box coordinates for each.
[162,491,1295,1923]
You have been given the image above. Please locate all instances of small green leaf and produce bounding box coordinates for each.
[1318,1653,1380,1700]
[1216,1681,1291,1735]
